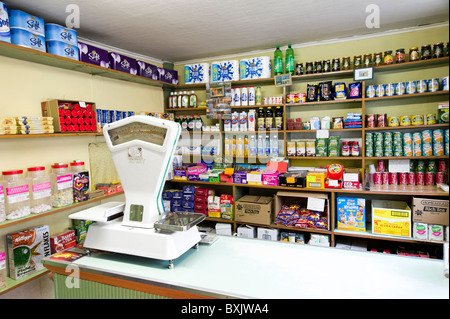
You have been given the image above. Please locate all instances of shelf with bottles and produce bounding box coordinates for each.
[224,133,283,159]
[167,90,203,110]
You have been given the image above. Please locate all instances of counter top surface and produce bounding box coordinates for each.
[43,235,449,299]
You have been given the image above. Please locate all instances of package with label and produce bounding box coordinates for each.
[429,224,444,242]
[237,225,256,238]
[240,56,271,80]
[207,195,221,218]
[372,200,411,237]
[413,222,429,240]
[184,63,210,84]
[337,197,366,232]
[211,60,240,82]
[0,251,6,289]
[50,230,76,254]
[220,194,233,220]
[257,227,279,241]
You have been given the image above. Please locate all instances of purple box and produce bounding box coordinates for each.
[137,60,158,80]
[187,174,200,182]
[109,52,137,75]
[233,171,248,184]
[157,67,179,85]
[78,42,110,68]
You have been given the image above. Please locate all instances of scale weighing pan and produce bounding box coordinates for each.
[154,212,205,232]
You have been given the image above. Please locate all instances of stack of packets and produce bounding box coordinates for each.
[17,116,54,134]
[275,203,328,230]
[0,117,17,135]
[344,113,362,128]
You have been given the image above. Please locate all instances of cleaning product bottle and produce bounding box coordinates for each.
[285,44,295,75]
[274,46,283,75]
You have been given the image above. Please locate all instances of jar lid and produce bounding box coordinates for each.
[70,161,85,166]
[385,50,392,53]
[410,47,418,50]
[396,48,404,51]
[2,170,23,175]
[52,163,68,168]
[27,166,45,172]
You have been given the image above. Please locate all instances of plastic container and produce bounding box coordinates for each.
[1,170,30,220]
[70,160,89,203]
[50,163,73,208]
[0,251,6,289]
[27,166,52,214]
[0,181,5,222]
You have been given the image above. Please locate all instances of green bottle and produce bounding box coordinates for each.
[285,44,294,75]
[274,46,283,75]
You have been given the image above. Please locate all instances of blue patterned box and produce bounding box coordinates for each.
[240,56,272,80]
[211,60,239,82]
[184,63,210,84]
[9,9,45,36]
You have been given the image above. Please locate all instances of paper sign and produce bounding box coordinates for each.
[79,101,86,108]
[316,130,329,139]
[307,197,325,212]
[388,159,410,173]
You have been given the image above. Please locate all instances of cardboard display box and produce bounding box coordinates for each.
[412,198,449,226]
[235,195,273,225]
[372,200,411,238]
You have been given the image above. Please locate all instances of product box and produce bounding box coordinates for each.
[233,170,248,184]
[207,196,221,218]
[429,224,444,242]
[109,52,137,75]
[306,171,326,189]
[343,169,361,189]
[237,225,256,238]
[50,230,76,254]
[287,141,296,156]
[184,63,210,84]
[235,195,273,225]
[278,171,307,188]
[215,223,232,236]
[413,222,429,240]
[137,60,158,80]
[275,191,330,230]
[220,194,233,220]
[78,42,110,68]
[296,141,306,156]
[7,225,51,280]
[211,60,240,82]
[372,200,411,237]
[72,170,89,203]
[158,67,179,85]
[246,170,263,185]
[209,169,223,183]
[257,227,279,241]
[262,171,280,186]
[239,56,271,80]
[438,103,449,124]
[173,168,187,180]
[336,197,366,232]
[412,197,449,226]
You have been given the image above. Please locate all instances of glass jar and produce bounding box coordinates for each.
[305,62,313,74]
[27,166,52,214]
[353,55,362,68]
[314,61,322,73]
[363,53,372,67]
[1,170,30,220]
[323,60,331,72]
[373,52,383,66]
[0,181,5,223]
[50,163,73,208]
[421,45,431,60]
[433,42,444,58]
[70,160,90,203]
[295,63,303,75]
[409,47,420,61]
[332,58,340,71]
[342,57,351,70]
[384,50,394,64]
[395,48,405,63]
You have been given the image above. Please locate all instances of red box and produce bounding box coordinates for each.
[220,173,233,183]
[195,188,215,196]
[50,230,76,254]
[194,195,208,203]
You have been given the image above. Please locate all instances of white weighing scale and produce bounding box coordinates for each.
[69,115,205,268]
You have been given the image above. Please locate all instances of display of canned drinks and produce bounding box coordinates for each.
[366,77,446,98]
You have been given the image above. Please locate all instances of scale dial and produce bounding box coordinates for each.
[107,122,167,147]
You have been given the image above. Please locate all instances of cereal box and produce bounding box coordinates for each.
[7,225,51,280]
[337,197,366,232]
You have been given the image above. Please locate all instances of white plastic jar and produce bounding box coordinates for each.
[1,170,31,220]
[50,163,73,208]
[0,181,5,223]
[27,166,52,214]
[0,251,6,290]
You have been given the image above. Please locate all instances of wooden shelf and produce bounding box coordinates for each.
[165,107,207,112]
[0,132,102,139]
[365,155,448,160]
[288,156,363,160]
[364,123,449,131]
[287,98,363,107]
[0,269,50,296]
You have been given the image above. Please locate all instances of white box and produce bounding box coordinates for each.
[184,63,210,84]
[413,222,429,240]
[257,227,279,241]
[215,223,232,236]
[240,56,271,80]
[429,224,444,242]
[211,60,240,82]
[308,234,330,247]
[237,225,256,238]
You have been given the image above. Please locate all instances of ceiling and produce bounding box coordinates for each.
[5,0,449,63]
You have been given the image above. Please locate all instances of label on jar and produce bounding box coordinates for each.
[6,185,30,204]
[32,182,51,200]
[0,252,6,269]
[0,186,3,203]
[57,174,73,190]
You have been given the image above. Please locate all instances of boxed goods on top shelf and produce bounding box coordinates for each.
[45,23,78,60]
[8,9,46,53]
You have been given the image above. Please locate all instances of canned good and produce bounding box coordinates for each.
[395,82,405,95]
[416,80,428,93]
[442,76,449,91]
[428,78,439,92]
[323,60,331,72]
[385,83,395,96]
[438,160,447,172]
[423,143,433,156]
[399,172,408,185]
[382,172,389,185]
[400,116,411,126]
[286,93,296,104]
[436,171,446,184]
[425,172,435,185]
[403,132,412,146]
[366,85,376,98]
[433,142,444,156]
[393,147,403,157]
[433,129,444,143]
[366,114,376,127]
[412,115,424,126]
[375,84,385,97]
[416,160,425,173]
[377,114,387,127]
[314,61,322,73]
[407,172,416,185]
[389,172,398,185]
[384,145,393,157]
[413,144,422,157]
[427,160,436,173]
[426,114,436,125]
[305,62,313,74]
[384,132,393,143]
[375,145,384,157]
[365,145,374,157]
[416,172,425,185]
[422,130,432,143]
[298,93,306,103]
[373,172,382,185]
[377,160,386,172]
[406,81,416,94]
[388,116,399,127]
[374,132,384,142]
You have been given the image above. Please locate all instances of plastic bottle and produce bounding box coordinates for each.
[188,114,195,131]
[239,111,248,131]
[271,135,279,157]
[27,166,52,214]
[230,88,235,107]
[70,160,89,203]
[244,135,249,157]
[265,107,274,130]
[256,87,262,105]
[181,115,188,131]
[50,163,73,208]
[241,87,248,106]
[275,106,283,130]
[274,46,283,75]
[194,115,203,131]
[189,91,197,108]
[1,170,30,220]
[249,87,256,105]
[257,135,264,156]
[0,181,6,223]
[175,115,181,126]
[248,109,256,131]
[285,44,295,75]
[265,136,271,156]
[257,107,265,130]
[182,91,190,108]
[249,135,257,156]
[224,134,231,156]
[236,134,244,156]
[231,112,240,131]
[177,92,183,108]
[232,135,236,156]
[234,87,241,106]
[169,92,174,108]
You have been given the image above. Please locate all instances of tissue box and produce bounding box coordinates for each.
[240,56,271,80]
[137,60,158,80]
[211,60,240,82]
[233,170,248,184]
[78,42,110,68]
[184,63,210,84]
[109,52,137,75]
[262,171,280,186]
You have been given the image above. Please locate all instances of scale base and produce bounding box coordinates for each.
[83,219,202,267]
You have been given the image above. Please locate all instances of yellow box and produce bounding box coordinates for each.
[208,211,221,218]
[372,200,411,237]
[306,171,326,189]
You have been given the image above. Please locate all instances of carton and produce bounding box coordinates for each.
[246,170,263,185]
[235,195,273,225]
[109,52,137,75]
[257,227,279,241]
[215,223,232,236]
[336,197,366,232]
[343,168,360,189]
[50,230,76,254]
[306,171,326,189]
[278,171,307,188]
[412,197,449,225]
[7,225,51,280]
[78,42,110,68]
[137,60,158,80]
[372,200,411,237]
[237,225,256,238]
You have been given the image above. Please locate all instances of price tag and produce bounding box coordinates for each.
[79,101,86,108]
[316,130,329,139]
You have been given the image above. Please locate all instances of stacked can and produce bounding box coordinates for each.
[365,132,374,157]
[415,160,425,186]
[433,129,444,156]
[436,159,448,185]
[395,82,405,95]
[412,132,422,156]
[403,132,413,156]
[384,132,393,156]
[445,129,449,156]
[393,131,403,156]
[422,130,433,156]
[374,132,384,157]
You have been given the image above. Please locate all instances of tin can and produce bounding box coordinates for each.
[384,146,393,157]
[438,160,447,172]
[377,159,386,172]
[303,122,311,130]
[388,116,399,127]
[375,84,385,97]
[393,146,403,157]
[374,132,384,142]
[423,143,432,156]
[365,145,374,157]
[416,172,425,185]
[298,93,306,103]
[400,116,411,126]
[286,93,296,104]
[425,172,435,185]
[389,172,398,185]
[373,172,382,185]
[366,85,376,98]
[101,109,108,126]
[442,76,449,91]
[412,115,424,126]
[377,114,386,127]
[395,82,405,95]
[416,80,428,93]
[393,131,402,141]
[436,171,446,184]
[428,78,439,92]
[399,172,408,185]
[433,129,444,143]
[385,83,395,96]
[433,142,444,156]
[446,129,449,143]
[422,130,432,143]
[426,114,436,125]
[416,160,425,172]
[403,132,412,145]
[446,142,449,156]
[108,110,115,123]
[366,114,376,127]
[413,144,422,157]
[427,160,436,173]
[127,111,134,117]
[381,172,389,185]
[407,172,416,185]
[406,81,416,94]
[115,110,122,122]
[384,132,393,143]
[375,145,384,157]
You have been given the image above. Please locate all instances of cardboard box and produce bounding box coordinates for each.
[109,52,137,75]
[257,227,279,241]
[50,230,76,254]
[343,168,361,189]
[78,42,110,68]
[158,67,179,85]
[235,195,273,225]
[215,223,232,236]
[237,225,256,238]
[336,197,366,232]
[278,171,307,188]
[306,171,326,189]
[137,60,158,80]
[412,197,449,226]
[372,200,411,238]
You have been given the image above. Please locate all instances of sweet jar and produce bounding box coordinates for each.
[1,170,31,220]
[70,160,90,203]
[27,166,52,214]
[50,163,73,208]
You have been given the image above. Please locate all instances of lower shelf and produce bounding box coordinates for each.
[0,269,49,296]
